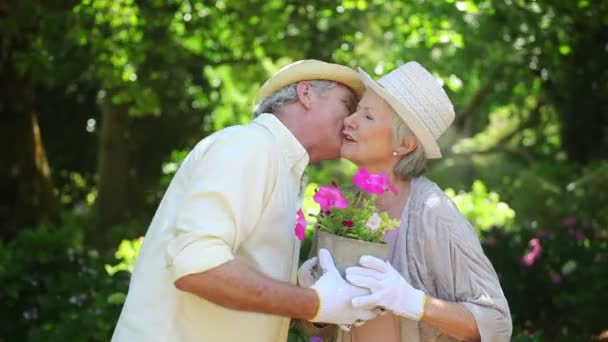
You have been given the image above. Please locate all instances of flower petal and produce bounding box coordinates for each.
[313,186,348,211]
[295,224,305,241]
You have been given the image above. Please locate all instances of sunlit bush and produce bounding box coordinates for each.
[445,180,516,232]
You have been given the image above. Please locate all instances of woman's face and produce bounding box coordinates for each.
[341,89,396,170]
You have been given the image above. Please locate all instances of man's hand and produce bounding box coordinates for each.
[346,255,426,321]
[297,257,318,288]
[309,249,377,326]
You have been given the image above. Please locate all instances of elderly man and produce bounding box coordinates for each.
[112,60,376,341]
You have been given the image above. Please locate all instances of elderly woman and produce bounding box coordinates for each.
[299,62,512,342]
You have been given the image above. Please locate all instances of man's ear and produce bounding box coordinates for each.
[296,81,313,110]
[394,135,418,157]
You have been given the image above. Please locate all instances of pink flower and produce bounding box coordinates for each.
[342,220,353,229]
[352,168,398,195]
[294,209,307,241]
[567,227,586,241]
[309,337,323,342]
[535,229,552,239]
[313,186,349,212]
[529,237,541,249]
[562,217,576,227]
[521,238,542,266]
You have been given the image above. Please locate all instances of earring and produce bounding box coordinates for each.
[392,151,398,156]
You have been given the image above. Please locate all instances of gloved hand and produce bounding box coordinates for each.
[297,257,318,288]
[309,249,377,326]
[345,255,427,321]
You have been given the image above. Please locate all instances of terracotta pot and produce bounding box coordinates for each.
[316,229,390,276]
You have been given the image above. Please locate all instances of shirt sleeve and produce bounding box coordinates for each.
[166,130,278,282]
[418,193,513,342]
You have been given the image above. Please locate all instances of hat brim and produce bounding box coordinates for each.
[255,60,366,105]
[358,68,442,159]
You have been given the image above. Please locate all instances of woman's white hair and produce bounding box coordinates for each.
[253,80,336,117]
[391,110,427,179]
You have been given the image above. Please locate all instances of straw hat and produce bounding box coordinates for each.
[358,62,455,159]
[255,60,366,105]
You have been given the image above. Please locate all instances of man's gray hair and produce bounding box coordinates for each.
[391,111,427,179]
[253,80,336,117]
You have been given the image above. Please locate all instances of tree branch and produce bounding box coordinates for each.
[455,66,503,131]
[446,100,544,165]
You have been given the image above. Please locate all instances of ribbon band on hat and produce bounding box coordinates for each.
[255,60,365,106]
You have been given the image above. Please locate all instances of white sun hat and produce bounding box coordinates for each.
[358,62,455,159]
[255,59,366,105]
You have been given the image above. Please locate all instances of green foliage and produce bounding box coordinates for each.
[511,330,544,342]
[313,190,399,243]
[3,0,608,340]
[483,218,608,340]
[287,328,309,342]
[159,149,190,188]
[104,238,143,276]
[445,180,516,232]
[478,162,608,340]
[0,215,129,341]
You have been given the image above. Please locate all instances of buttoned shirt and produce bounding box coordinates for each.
[112,114,309,342]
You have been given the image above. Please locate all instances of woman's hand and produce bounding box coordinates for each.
[346,255,426,321]
[347,255,482,341]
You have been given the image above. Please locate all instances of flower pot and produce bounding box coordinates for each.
[315,229,391,276]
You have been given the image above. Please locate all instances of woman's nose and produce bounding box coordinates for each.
[344,112,358,128]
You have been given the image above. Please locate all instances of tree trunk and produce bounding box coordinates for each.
[96,92,131,229]
[0,62,60,239]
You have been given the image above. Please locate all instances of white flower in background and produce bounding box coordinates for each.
[561,260,577,275]
[366,213,382,232]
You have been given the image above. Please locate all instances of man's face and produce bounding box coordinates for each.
[308,84,357,161]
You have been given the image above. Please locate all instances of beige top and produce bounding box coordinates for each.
[301,176,512,342]
[112,114,308,342]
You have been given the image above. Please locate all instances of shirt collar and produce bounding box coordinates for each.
[253,113,309,175]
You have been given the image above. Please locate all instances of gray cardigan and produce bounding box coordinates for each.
[298,176,512,341]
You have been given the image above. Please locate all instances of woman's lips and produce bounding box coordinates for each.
[343,132,356,142]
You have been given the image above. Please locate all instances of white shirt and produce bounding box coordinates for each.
[112,114,309,342]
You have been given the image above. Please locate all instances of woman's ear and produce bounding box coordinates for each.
[394,135,418,157]
[296,81,313,110]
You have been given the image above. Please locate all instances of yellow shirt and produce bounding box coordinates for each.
[112,114,309,342]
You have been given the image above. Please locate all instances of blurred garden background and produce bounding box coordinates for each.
[1,0,607,341]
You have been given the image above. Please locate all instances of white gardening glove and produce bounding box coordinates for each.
[297,257,318,288]
[346,255,427,321]
[299,255,364,330]
[309,249,377,327]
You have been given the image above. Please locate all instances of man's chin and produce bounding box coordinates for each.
[330,151,343,161]
[317,149,342,162]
